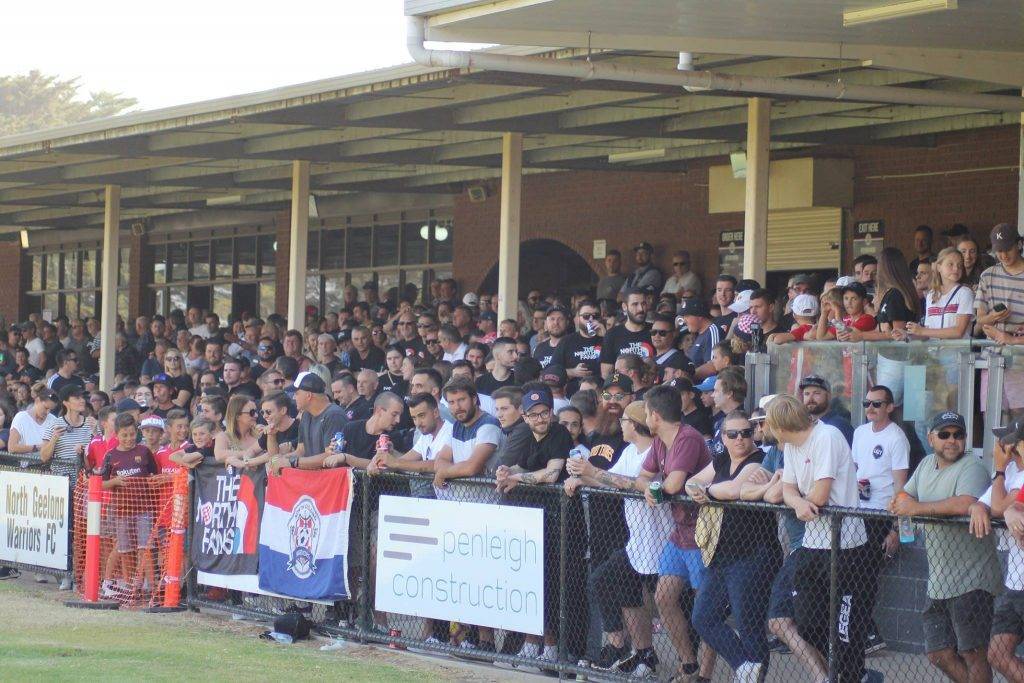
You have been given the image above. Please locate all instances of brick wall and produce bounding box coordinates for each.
[452,125,1020,296]
[274,215,292,316]
[0,236,26,324]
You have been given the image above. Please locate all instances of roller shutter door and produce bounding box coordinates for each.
[767,207,842,271]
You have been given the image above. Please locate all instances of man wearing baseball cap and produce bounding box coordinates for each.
[891,411,999,681]
[798,375,854,445]
[978,226,1024,419]
[268,371,347,473]
[679,298,720,380]
[769,293,819,345]
[620,241,664,297]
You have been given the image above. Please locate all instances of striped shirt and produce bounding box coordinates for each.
[43,415,98,478]
[977,264,1024,329]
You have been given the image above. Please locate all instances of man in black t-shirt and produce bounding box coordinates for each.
[476,337,519,397]
[258,391,299,451]
[711,275,738,335]
[555,299,603,393]
[532,307,570,369]
[348,326,386,373]
[331,373,371,422]
[600,289,653,378]
[322,392,407,469]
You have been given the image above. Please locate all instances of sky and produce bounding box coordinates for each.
[2,1,434,111]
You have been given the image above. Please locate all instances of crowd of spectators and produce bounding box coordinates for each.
[4,223,1024,680]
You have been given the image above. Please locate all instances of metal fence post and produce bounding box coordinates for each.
[558,490,568,680]
[981,349,1006,469]
[957,348,977,447]
[359,470,373,636]
[851,343,869,427]
[828,512,841,683]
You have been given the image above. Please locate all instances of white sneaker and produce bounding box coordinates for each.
[516,642,541,659]
[58,576,72,591]
[33,574,49,583]
[735,661,763,683]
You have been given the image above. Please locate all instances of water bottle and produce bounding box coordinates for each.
[750,322,764,353]
[898,515,915,544]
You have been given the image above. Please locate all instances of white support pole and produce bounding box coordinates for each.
[497,132,523,323]
[1018,89,1024,235]
[743,97,770,284]
[98,185,120,392]
[287,160,310,331]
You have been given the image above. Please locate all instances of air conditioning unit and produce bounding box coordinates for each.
[467,185,488,203]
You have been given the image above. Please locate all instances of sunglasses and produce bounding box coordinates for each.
[261,409,275,416]
[936,430,965,441]
[650,329,672,337]
[416,323,432,329]
[862,400,890,408]
[397,321,413,326]
[579,313,597,320]
[673,262,688,267]
[245,408,258,417]
[425,339,440,345]
[725,428,755,439]
[270,378,286,386]
[601,392,628,401]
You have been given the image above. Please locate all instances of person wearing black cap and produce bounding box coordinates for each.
[620,242,663,297]
[600,289,653,379]
[539,364,570,411]
[532,307,570,369]
[679,298,721,381]
[149,374,179,419]
[40,384,97,479]
[799,375,854,445]
[269,371,347,473]
[979,224,1024,343]
[891,411,998,682]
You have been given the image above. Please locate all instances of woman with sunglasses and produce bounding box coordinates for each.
[214,395,267,470]
[161,350,194,409]
[687,409,781,682]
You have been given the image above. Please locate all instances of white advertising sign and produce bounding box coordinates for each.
[375,495,545,636]
[0,470,70,570]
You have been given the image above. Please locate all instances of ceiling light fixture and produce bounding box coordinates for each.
[843,0,956,27]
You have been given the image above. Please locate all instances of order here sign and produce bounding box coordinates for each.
[375,496,544,635]
[0,470,70,570]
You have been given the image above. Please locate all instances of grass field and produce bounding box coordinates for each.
[0,578,508,682]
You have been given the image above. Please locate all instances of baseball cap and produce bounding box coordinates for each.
[835,275,857,288]
[678,298,710,318]
[462,293,478,307]
[791,273,813,286]
[993,418,1024,446]
[151,373,174,388]
[799,375,830,392]
[140,416,165,431]
[540,364,567,387]
[480,311,497,322]
[662,353,696,376]
[603,373,634,394]
[840,281,869,299]
[293,371,326,395]
[336,328,351,343]
[115,398,143,413]
[758,394,780,411]
[695,376,717,393]
[791,294,820,318]
[633,241,654,253]
[931,411,966,433]
[737,279,761,293]
[521,388,553,414]
[57,384,84,403]
[991,223,1020,252]
[623,401,647,426]
[729,289,753,314]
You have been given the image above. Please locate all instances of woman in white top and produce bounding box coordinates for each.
[8,382,58,456]
[903,247,974,340]
[213,394,268,470]
[40,385,97,478]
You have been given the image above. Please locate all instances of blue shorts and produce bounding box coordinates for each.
[768,550,799,620]
[658,542,705,589]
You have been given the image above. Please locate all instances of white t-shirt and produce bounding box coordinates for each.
[413,421,453,462]
[11,409,59,449]
[979,461,1024,590]
[851,421,910,510]
[25,337,45,370]
[782,421,867,550]
[610,443,674,574]
[923,285,974,333]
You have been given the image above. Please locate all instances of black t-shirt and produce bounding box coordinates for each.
[713,312,736,336]
[258,418,300,451]
[379,372,407,396]
[876,288,915,326]
[348,347,386,374]
[396,338,429,361]
[682,407,714,438]
[342,396,372,422]
[476,371,516,397]
[598,325,653,366]
[42,340,63,372]
[169,374,195,400]
[11,365,42,383]
[340,419,410,460]
[510,422,573,479]
[554,333,603,377]
[532,339,562,369]
[583,431,626,471]
[48,373,85,395]
[711,449,776,560]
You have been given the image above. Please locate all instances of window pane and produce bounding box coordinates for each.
[321,229,344,270]
[348,271,374,292]
[119,247,130,287]
[373,224,399,267]
[154,289,166,317]
[46,253,60,290]
[213,239,232,278]
[431,219,453,263]
[81,250,97,289]
[151,245,166,285]
[306,275,321,310]
[80,291,95,319]
[212,283,232,320]
[169,286,187,314]
[259,281,276,320]
[402,270,425,302]
[117,289,129,321]
[378,271,399,301]
[236,237,256,277]
[63,292,78,320]
[307,231,320,271]
[190,241,210,280]
[259,235,276,276]
[346,227,371,268]
[63,251,79,289]
[324,275,344,313]
[401,222,428,265]
[43,293,59,317]
[169,243,189,282]
[31,255,43,291]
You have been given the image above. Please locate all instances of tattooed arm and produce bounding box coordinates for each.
[499,458,565,492]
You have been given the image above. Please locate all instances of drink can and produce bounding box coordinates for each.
[332,432,345,452]
[376,434,392,453]
[649,480,664,504]
[857,478,871,501]
[387,627,405,650]
[585,320,597,335]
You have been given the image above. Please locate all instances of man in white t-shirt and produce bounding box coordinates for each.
[851,385,910,655]
[767,395,873,683]
[368,392,451,499]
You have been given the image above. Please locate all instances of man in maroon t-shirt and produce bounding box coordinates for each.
[638,385,714,681]
[100,413,158,597]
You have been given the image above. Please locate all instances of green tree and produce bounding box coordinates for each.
[0,70,137,136]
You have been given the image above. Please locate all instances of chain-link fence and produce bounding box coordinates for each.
[179,465,1024,682]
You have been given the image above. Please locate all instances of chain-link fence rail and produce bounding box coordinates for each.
[179,464,1023,682]
[0,451,75,582]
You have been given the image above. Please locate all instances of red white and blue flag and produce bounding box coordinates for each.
[258,467,353,600]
